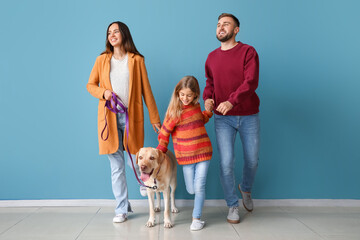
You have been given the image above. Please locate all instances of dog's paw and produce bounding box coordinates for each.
[171,207,179,213]
[154,207,161,212]
[163,221,173,228]
[145,220,155,228]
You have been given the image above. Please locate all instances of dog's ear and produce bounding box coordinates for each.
[136,151,139,164]
[156,149,165,165]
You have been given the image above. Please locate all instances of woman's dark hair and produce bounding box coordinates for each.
[101,21,143,57]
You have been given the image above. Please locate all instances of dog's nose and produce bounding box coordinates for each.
[141,165,146,171]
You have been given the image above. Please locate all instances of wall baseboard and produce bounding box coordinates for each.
[1,199,360,207]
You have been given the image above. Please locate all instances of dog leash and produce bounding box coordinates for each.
[101,92,157,190]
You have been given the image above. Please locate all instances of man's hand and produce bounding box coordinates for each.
[216,101,233,115]
[205,99,215,112]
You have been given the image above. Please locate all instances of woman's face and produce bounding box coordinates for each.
[108,23,122,47]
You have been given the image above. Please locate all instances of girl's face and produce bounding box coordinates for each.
[108,23,122,47]
[179,88,196,106]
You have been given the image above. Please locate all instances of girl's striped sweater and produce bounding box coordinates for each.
[157,103,213,165]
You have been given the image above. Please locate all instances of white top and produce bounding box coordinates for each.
[110,54,129,107]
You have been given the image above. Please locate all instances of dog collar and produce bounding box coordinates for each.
[152,166,162,189]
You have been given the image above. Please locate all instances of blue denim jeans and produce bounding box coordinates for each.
[214,113,260,207]
[107,112,138,215]
[182,160,210,219]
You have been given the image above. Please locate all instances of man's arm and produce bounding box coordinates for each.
[228,47,259,106]
[203,58,215,112]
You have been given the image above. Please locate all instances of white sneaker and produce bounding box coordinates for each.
[190,219,205,231]
[140,186,147,197]
[227,206,240,224]
[113,213,127,223]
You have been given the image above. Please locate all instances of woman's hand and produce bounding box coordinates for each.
[103,90,112,100]
[152,123,161,134]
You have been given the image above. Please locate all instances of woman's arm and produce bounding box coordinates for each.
[139,58,161,125]
[86,57,107,99]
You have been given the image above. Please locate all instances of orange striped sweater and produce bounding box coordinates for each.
[157,103,213,165]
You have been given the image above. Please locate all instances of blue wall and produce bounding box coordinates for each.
[1,0,359,200]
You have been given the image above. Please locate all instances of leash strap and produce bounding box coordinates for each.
[101,92,157,190]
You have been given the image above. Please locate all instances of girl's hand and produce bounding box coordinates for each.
[152,123,161,134]
[103,90,112,100]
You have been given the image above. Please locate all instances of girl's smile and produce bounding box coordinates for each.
[179,88,195,106]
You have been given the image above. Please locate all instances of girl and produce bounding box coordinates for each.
[157,76,213,231]
[87,21,161,223]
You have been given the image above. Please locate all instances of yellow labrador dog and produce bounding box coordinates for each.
[136,147,178,228]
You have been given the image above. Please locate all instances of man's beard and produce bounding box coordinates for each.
[216,31,234,42]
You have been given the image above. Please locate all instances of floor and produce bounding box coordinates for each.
[0,205,359,240]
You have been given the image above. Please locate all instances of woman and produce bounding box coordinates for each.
[87,21,161,223]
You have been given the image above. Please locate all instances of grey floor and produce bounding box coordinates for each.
[1,205,360,240]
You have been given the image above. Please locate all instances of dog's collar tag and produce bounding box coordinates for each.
[152,179,158,190]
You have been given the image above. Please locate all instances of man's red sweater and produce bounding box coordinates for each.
[203,41,260,116]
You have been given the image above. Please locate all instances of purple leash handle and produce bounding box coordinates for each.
[101,93,157,190]
[101,94,126,141]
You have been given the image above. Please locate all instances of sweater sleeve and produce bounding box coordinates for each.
[202,110,213,124]
[156,116,178,153]
[203,56,214,101]
[228,48,259,106]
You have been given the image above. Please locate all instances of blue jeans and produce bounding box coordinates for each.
[182,160,210,219]
[214,113,260,207]
[107,112,138,215]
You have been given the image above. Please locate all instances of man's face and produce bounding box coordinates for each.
[216,16,239,42]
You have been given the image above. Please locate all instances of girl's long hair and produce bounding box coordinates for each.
[101,21,143,57]
[165,76,200,120]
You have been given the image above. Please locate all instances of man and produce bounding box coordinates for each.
[203,13,260,224]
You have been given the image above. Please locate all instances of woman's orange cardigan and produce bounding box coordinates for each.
[87,52,160,155]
